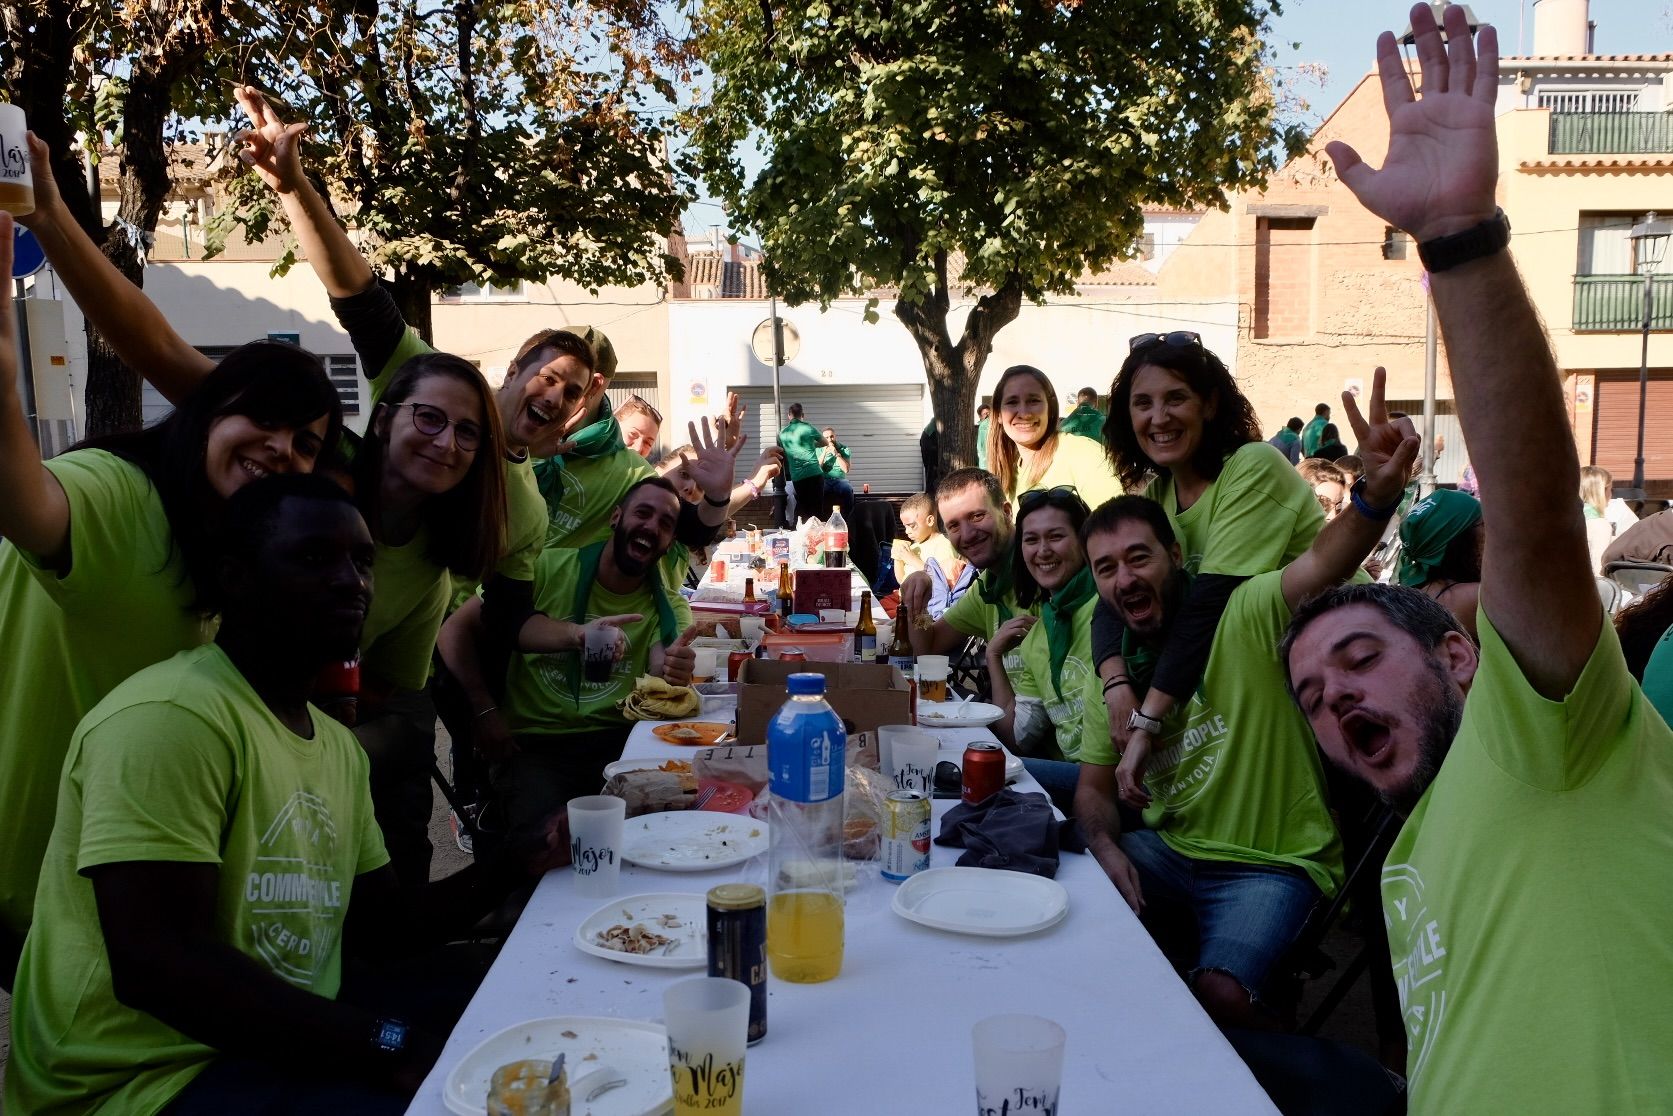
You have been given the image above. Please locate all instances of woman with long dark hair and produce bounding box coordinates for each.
[1095,333,1328,764]
[0,214,343,976]
[1617,578,1673,724]
[985,365,1122,511]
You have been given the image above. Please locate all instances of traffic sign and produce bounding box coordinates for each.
[12,225,45,278]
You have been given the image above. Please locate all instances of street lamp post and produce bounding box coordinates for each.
[1627,210,1672,498]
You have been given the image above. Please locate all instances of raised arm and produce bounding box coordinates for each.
[18,136,215,403]
[0,214,71,560]
[1329,4,1596,696]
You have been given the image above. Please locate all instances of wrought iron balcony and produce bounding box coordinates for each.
[1549,112,1673,155]
[1572,274,1673,331]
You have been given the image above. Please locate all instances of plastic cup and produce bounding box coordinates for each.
[663,976,749,1115]
[881,727,937,797]
[567,795,626,897]
[0,104,34,217]
[692,648,721,683]
[917,655,951,703]
[972,1014,1066,1116]
[739,616,766,642]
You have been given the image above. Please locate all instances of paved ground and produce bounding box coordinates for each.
[0,719,1397,1101]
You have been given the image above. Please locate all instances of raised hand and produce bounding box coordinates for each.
[713,391,747,454]
[16,134,63,231]
[1340,367,1419,508]
[233,85,309,195]
[1325,4,1499,243]
[661,625,700,687]
[686,415,745,498]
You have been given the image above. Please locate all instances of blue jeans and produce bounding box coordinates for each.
[1020,757,1079,816]
[823,476,854,516]
[1118,828,1318,1002]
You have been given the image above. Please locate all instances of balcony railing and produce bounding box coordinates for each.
[1549,112,1673,155]
[1573,274,1673,331]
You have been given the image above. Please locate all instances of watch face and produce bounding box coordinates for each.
[375,1019,409,1052]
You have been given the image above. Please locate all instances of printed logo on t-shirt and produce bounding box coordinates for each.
[532,649,634,707]
[1044,654,1094,762]
[546,470,587,544]
[1144,693,1228,808]
[244,789,349,989]
[1382,862,1450,1087]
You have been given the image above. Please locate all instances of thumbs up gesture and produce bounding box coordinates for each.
[661,624,702,687]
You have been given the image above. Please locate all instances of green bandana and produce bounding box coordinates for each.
[1041,566,1096,695]
[1397,489,1483,588]
[536,402,626,501]
[977,563,1014,624]
[567,540,679,699]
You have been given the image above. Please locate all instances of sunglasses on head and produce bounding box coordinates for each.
[391,402,483,451]
[1017,484,1082,513]
[1128,330,1202,353]
[629,394,664,424]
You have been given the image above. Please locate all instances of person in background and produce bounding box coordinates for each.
[1313,424,1349,462]
[893,491,965,617]
[1616,577,1673,685]
[1581,464,1639,541]
[819,426,855,517]
[1296,458,1349,522]
[656,441,785,589]
[1603,503,1673,568]
[1059,387,1106,439]
[616,395,663,459]
[1301,402,1331,457]
[975,403,993,471]
[1397,488,1484,643]
[1580,464,1617,574]
[1334,455,1365,488]
[986,364,1122,509]
[1268,417,1305,465]
[780,403,826,522]
[921,416,942,497]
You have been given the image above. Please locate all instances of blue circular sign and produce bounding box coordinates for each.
[12,225,45,278]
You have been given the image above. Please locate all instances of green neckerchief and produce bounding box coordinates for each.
[977,562,1014,624]
[1041,566,1095,695]
[535,403,626,500]
[566,540,679,700]
[1119,569,1194,697]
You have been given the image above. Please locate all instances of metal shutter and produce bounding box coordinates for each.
[728,384,926,492]
[1592,371,1673,486]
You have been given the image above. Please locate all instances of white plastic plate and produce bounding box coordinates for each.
[916,700,1006,728]
[892,866,1069,937]
[573,892,707,969]
[620,811,769,871]
[442,1016,672,1116]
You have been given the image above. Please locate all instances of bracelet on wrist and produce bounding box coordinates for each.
[1102,676,1133,693]
[1349,477,1403,521]
[474,705,498,720]
[703,491,730,508]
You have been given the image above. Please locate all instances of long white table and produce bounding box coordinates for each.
[408,710,1277,1115]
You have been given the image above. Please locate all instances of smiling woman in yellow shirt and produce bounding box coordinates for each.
[985,365,1124,514]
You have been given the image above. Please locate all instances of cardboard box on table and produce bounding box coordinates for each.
[791,568,853,615]
[735,660,911,746]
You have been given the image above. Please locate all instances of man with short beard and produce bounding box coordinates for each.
[1278,8,1673,1111]
[1076,371,1416,1030]
[439,477,698,854]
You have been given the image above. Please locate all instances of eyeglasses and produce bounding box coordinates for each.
[1128,330,1202,352]
[1017,485,1082,513]
[392,402,483,451]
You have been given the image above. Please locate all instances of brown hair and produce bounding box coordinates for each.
[1297,459,1348,488]
[986,365,1062,498]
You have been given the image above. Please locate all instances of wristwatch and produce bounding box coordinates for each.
[370,1017,410,1058]
[1417,208,1511,273]
[1127,709,1163,736]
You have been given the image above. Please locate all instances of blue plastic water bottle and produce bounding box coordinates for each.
[765,673,846,983]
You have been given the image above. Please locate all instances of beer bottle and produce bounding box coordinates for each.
[744,575,757,603]
[778,561,795,619]
[887,606,916,673]
[853,592,877,663]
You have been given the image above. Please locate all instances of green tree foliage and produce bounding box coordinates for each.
[692,0,1307,470]
[206,0,697,341]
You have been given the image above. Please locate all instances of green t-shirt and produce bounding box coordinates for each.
[778,420,825,482]
[819,442,850,479]
[0,450,215,941]
[1009,593,1105,762]
[6,644,388,1115]
[375,331,546,586]
[975,418,991,471]
[1123,572,1343,896]
[941,569,1036,729]
[1643,626,1673,724]
[502,548,694,736]
[1006,432,1122,512]
[359,531,451,691]
[1301,415,1328,456]
[537,444,655,550]
[1058,403,1105,440]
[1382,611,1673,1112]
[1145,442,1323,577]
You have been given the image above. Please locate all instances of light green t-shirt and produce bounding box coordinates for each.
[819,442,850,479]
[1146,442,1324,577]
[0,450,215,942]
[1640,626,1673,724]
[376,330,545,586]
[503,548,694,736]
[1383,610,1673,1112]
[6,644,388,1115]
[359,531,451,691]
[1124,572,1342,896]
[1057,403,1105,440]
[778,420,825,482]
[1006,432,1122,512]
[538,445,655,550]
[1009,593,1106,763]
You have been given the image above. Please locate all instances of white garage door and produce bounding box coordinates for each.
[730,384,926,492]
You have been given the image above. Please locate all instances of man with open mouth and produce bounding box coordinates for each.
[1278,7,1673,1112]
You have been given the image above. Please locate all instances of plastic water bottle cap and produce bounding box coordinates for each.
[786,673,827,695]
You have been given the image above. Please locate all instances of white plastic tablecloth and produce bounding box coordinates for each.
[407,710,1277,1115]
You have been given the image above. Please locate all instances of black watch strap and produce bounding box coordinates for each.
[1417,208,1511,273]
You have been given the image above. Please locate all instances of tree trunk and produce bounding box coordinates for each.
[390,268,435,345]
[896,269,1024,483]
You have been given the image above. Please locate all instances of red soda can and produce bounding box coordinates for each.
[728,649,751,682]
[862,482,871,494]
[777,648,807,662]
[711,557,728,584]
[962,742,1005,805]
